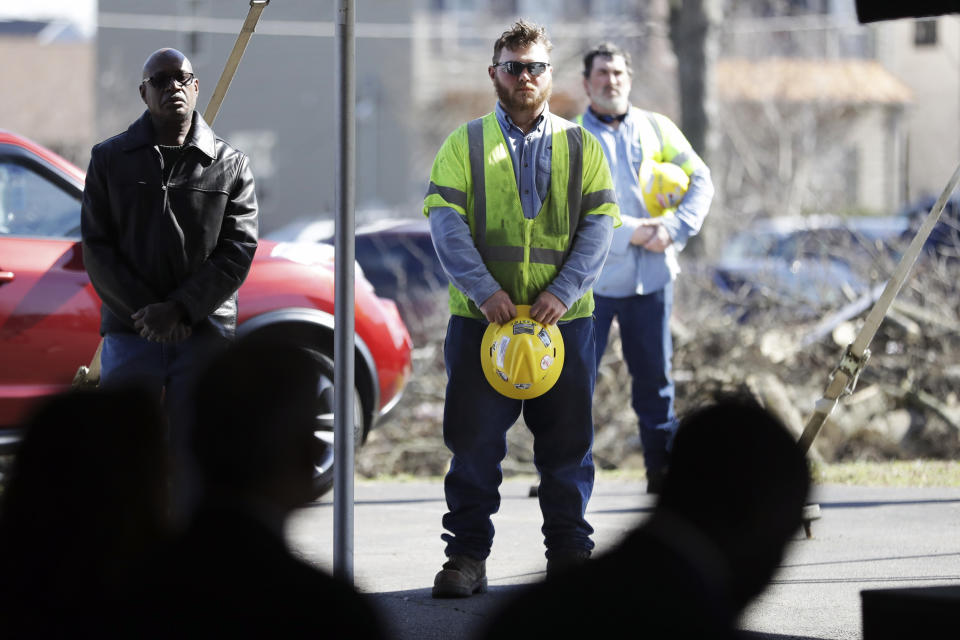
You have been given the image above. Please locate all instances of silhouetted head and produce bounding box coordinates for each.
[0,386,168,590]
[190,335,323,511]
[657,396,811,609]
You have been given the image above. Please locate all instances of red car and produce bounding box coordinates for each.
[0,130,412,495]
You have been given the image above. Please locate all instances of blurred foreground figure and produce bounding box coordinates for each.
[0,387,168,637]
[128,336,385,639]
[480,397,811,639]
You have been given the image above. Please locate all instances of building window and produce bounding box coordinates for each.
[914,19,937,47]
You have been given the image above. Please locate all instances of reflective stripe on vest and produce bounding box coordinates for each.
[425,181,467,209]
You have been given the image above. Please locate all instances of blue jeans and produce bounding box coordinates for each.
[101,329,230,521]
[594,283,677,475]
[440,314,597,561]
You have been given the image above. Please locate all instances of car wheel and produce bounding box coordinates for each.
[310,350,364,498]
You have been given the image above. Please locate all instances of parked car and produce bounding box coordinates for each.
[0,130,413,496]
[712,214,907,320]
[268,216,449,333]
[897,193,960,262]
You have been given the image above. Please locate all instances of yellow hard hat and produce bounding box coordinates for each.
[480,305,565,400]
[639,160,690,217]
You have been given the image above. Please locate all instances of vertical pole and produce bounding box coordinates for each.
[333,0,356,583]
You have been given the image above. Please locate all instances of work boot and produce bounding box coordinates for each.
[545,550,591,580]
[432,555,487,598]
[646,467,667,495]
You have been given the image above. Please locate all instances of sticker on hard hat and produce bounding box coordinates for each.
[540,355,553,370]
[513,321,535,335]
[495,336,510,368]
[538,329,551,347]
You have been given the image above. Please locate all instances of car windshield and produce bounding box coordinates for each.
[0,159,81,238]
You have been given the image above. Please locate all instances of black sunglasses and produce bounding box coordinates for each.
[493,61,551,77]
[142,72,196,90]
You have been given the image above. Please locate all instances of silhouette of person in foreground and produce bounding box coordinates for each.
[0,387,169,638]
[127,336,386,639]
[479,396,811,639]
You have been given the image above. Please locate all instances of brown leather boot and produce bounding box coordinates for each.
[432,555,487,598]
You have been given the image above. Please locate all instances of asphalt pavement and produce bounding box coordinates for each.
[286,478,960,640]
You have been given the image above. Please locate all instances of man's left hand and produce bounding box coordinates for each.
[530,291,567,326]
[132,301,188,343]
[641,224,673,253]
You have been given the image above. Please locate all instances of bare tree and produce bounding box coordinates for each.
[668,0,723,160]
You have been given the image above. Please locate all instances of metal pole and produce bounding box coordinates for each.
[333,0,356,583]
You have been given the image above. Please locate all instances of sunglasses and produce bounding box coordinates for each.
[141,72,196,89]
[493,61,551,77]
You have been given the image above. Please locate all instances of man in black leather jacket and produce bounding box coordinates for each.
[81,48,258,518]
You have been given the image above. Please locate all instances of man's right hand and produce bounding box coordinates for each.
[479,290,516,325]
[165,322,193,343]
[132,302,192,343]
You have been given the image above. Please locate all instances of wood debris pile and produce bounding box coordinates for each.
[358,254,960,479]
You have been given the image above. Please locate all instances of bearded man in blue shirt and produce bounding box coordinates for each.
[578,43,714,493]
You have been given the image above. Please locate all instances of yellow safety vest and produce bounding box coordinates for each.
[424,111,620,321]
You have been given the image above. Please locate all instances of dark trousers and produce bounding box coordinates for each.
[440,314,597,560]
[101,329,229,523]
[594,283,678,474]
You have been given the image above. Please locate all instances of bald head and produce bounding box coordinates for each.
[139,47,199,134]
[142,48,194,79]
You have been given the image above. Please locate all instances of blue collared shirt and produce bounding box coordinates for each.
[580,106,713,297]
[428,103,613,310]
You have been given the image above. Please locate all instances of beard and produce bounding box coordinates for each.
[493,73,552,114]
[589,89,629,115]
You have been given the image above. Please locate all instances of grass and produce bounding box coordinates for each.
[576,461,960,487]
[358,461,960,487]
[810,460,960,487]
[4,459,960,491]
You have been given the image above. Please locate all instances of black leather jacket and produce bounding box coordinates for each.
[81,110,258,337]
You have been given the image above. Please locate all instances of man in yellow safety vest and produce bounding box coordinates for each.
[423,20,620,598]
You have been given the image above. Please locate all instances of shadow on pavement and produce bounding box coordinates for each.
[588,505,655,515]
[773,575,960,586]
[367,584,532,640]
[741,632,824,639]
[782,550,960,570]
[302,496,448,509]
[818,497,960,509]
[365,586,832,640]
